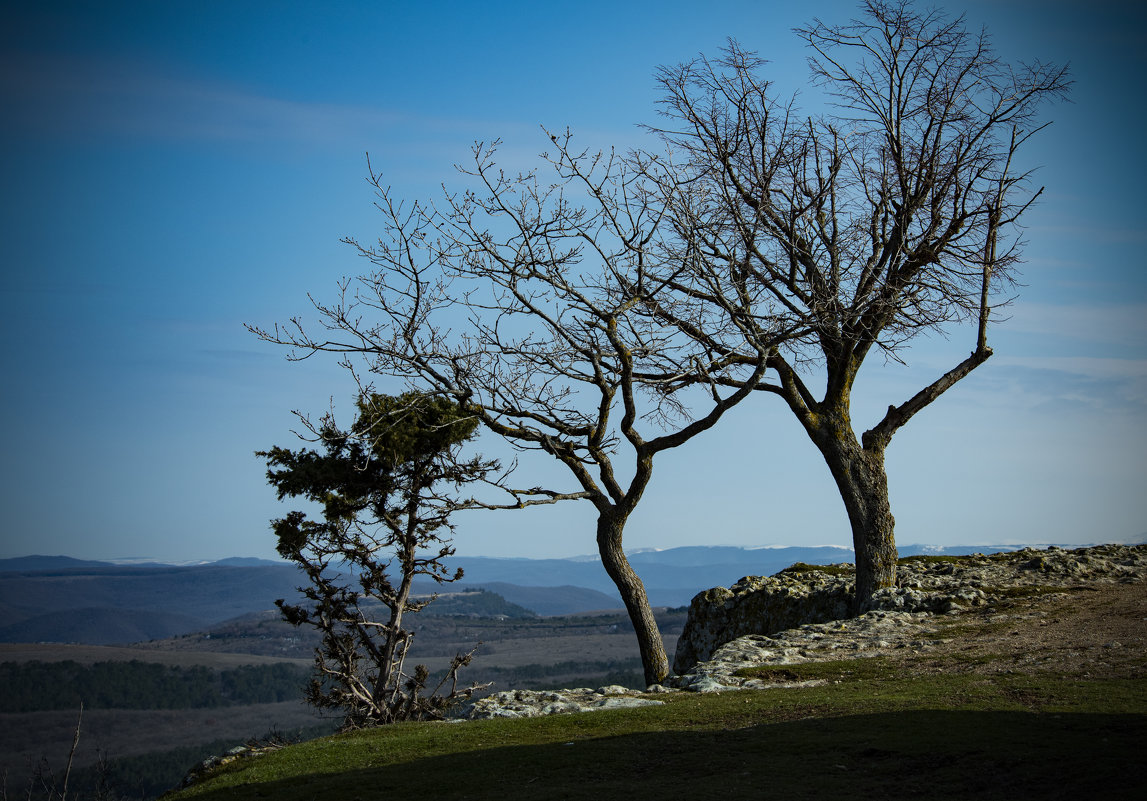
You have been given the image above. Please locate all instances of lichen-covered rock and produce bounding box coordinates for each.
[673,544,1147,674]
[454,686,665,720]
[668,544,1146,694]
[668,608,932,692]
[672,570,854,674]
[178,743,282,789]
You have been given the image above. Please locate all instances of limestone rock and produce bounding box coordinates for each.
[179,742,282,789]
[673,544,1147,674]
[672,570,854,674]
[455,686,664,720]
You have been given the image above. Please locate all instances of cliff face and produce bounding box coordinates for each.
[673,544,1147,675]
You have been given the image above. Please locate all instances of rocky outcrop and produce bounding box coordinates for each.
[459,545,1147,714]
[451,685,664,720]
[671,569,854,674]
[673,544,1147,674]
[179,742,286,790]
[670,607,938,692]
[670,543,1146,692]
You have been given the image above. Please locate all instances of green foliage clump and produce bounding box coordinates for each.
[259,391,494,729]
[260,393,481,535]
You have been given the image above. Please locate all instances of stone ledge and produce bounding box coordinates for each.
[669,544,1146,691]
[673,544,1147,674]
[452,685,665,720]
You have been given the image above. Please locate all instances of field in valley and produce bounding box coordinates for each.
[0,607,682,799]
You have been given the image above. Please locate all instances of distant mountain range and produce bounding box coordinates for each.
[0,543,1065,646]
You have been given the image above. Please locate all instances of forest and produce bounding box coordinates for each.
[0,660,309,713]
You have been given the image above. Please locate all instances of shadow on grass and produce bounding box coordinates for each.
[180,709,1146,801]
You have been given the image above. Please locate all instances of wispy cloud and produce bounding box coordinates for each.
[1003,301,1147,350]
[1027,221,1147,246]
[1,50,408,146]
[859,326,1147,416]
[983,355,1147,414]
[0,48,596,179]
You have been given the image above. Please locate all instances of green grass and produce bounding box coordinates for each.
[164,667,1147,801]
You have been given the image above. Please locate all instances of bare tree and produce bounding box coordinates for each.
[250,139,771,687]
[636,0,1069,604]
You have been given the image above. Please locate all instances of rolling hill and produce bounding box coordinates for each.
[0,544,1045,645]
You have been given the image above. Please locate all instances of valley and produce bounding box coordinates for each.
[0,543,1091,798]
[0,602,685,799]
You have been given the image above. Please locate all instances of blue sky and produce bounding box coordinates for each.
[2,0,1144,563]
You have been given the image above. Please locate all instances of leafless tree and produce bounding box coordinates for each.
[635,0,1069,604]
[250,138,773,687]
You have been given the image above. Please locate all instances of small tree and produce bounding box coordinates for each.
[259,391,492,727]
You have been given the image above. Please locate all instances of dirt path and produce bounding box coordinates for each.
[904,581,1147,679]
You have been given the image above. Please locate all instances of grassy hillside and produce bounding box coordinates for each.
[161,575,1147,801]
[164,664,1145,800]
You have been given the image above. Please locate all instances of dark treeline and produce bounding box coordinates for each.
[0,660,309,712]
[20,724,337,801]
[419,589,536,618]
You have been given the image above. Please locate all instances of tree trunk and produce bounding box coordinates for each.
[596,511,670,686]
[810,413,898,610]
[372,588,407,716]
[372,545,416,716]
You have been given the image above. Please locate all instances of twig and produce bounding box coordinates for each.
[60,702,83,801]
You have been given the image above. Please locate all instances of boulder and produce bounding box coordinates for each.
[454,686,665,720]
[672,569,853,674]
